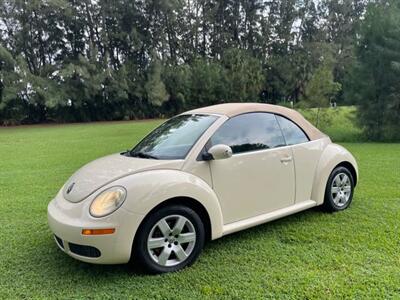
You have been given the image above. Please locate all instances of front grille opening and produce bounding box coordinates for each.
[54,235,64,249]
[69,243,101,258]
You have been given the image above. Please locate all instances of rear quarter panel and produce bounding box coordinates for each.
[292,138,331,203]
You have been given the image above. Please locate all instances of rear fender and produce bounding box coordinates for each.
[311,144,358,205]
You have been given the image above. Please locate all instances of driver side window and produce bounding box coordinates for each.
[209,112,286,154]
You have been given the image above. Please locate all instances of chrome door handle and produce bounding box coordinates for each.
[280,156,293,163]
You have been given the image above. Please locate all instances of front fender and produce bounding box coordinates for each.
[113,169,224,240]
[311,143,358,205]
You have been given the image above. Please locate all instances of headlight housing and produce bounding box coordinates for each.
[90,186,127,218]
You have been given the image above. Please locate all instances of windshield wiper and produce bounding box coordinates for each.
[130,151,159,160]
[121,150,131,156]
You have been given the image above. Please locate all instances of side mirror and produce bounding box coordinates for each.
[204,144,233,160]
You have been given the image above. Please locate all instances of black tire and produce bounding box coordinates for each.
[132,205,205,274]
[323,166,355,212]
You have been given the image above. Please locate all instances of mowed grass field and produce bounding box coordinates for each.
[0,117,399,299]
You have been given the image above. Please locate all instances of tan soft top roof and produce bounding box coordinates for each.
[185,103,326,141]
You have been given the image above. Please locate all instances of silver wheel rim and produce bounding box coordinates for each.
[147,215,196,267]
[331,172,352,207]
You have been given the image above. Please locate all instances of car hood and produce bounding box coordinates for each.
[62,153,184,203]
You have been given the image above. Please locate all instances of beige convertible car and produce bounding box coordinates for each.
[48,103,358,273]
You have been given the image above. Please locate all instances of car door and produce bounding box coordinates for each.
[207,112,295,224]
[276,115,326,204]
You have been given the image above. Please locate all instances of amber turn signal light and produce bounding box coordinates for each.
[82,228,115,235]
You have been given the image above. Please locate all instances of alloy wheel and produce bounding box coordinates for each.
[147,215,196,267]
[331,172,352,207]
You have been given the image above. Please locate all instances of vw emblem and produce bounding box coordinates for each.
[66,182,75,194]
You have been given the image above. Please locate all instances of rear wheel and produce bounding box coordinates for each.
[323,166,354,212]
[133,205,205,274]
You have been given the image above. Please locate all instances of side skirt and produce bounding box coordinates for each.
[222,200,317,236]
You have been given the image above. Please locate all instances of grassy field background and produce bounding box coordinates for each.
[300,106,363,142]
[0,108,399,299]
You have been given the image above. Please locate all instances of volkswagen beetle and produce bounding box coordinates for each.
[48,103,358,273]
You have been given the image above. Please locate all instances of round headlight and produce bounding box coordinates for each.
[90,186,127,218]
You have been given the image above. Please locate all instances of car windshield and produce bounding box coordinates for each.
[130,114,218,160]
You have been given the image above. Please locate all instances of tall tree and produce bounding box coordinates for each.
[346,1,400,141]
[0,0,371,128]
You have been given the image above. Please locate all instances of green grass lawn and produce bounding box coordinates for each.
[0,120,399,299]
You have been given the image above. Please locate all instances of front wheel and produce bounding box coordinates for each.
[133,205,205,274]
[323,166,355,212]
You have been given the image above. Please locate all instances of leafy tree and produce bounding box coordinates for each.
[188,58,225,107]
[0,46,27,124]
[302,58,341,108]
[301,57,341,130]
[221,49,264,102]
[163,64,191,114]
[320,0,368,104]
[346,1,400,141]
[145,58,169,108]
[0,0,373,131]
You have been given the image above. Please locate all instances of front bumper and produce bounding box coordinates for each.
[47,192,145,264]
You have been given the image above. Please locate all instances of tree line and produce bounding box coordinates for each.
[0,0,399,140]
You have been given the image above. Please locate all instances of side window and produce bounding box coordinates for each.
[276,115,309,145]
[210,113,286,154]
